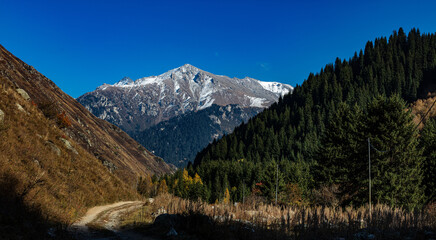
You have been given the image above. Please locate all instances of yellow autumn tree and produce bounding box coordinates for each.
[193,173,203,185]
[158,179,168,195]
[223,188,231,205]
[182,169,193,184]
[137,175,153,197]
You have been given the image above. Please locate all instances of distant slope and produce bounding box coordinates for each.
[133,104,262,167]
[77,64,291,167]
[0,44,173,185]
[77,64,292,133]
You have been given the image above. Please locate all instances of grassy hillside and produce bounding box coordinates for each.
[0,78,141,238]
[0,44,173,187]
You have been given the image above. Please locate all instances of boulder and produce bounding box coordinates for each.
[60,138,78,155]
[16,89,30,101]
[0,108,4,124]
[166,227,177,237]
[45,141,61,156]
[16,103,27,114]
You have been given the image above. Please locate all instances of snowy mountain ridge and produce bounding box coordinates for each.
[78,64,293,133]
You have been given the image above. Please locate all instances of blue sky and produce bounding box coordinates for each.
[1,0,436,98]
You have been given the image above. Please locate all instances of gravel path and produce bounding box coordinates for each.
[68,201,156,240]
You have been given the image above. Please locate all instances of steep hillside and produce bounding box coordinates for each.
[77,64,292,133]
[0,44,173,186]
[133,104,262,167]
[0,73,137,238]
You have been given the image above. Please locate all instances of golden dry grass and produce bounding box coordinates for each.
[146,193,435,239]
[0,81,138,228]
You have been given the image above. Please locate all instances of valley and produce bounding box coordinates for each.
[1,3,436,238]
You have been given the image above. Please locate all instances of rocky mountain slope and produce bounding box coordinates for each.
[133,104,262,167]
[77,64,292,133]
[0,44,173,186]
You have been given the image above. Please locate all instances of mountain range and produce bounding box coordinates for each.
[78,64,292,166]
[78,64,292,133]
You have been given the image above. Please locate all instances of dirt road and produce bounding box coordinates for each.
[69,201,154,239]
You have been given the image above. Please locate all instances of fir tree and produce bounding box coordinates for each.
[419,118,436,202]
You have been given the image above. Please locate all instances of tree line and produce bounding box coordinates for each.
[146,28,436,209]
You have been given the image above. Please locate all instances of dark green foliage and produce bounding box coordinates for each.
[189,28,436,206]
[419,118,436,203]
[365,96,424,208]
[133,104,261,168]
[317,95,424,208]
[260,160,285,202]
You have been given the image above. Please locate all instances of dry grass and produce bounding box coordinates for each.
[0,81,138,238]
[411,95,436,129]
[118,202,155,228]
[144,193,436,239]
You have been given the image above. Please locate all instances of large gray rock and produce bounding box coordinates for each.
[0,108,4,124]
[16,89,30,101]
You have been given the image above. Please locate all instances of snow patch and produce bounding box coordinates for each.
[174,80,180,93]
[136,76,160,86]
[198,96,215,110]
[246,95,267,108]
[257,80,293,96]
[197,76,215,110]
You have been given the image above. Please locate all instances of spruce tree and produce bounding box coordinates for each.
[365,95,424,208]
[419,118,436,202]
[317,95,424,208]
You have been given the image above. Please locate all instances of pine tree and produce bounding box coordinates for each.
[317,95,424,208]
[419,118,436,202]
[365,95,424,208]
[261,160,285,202]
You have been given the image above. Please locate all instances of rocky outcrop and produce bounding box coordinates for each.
[16,88,30,101]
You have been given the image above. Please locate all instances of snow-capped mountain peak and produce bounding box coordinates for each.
[78,64,293,132]
[114,77,134,86]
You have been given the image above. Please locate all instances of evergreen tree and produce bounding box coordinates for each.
[365,95,424,208]
[317,95,424,208]
[419,118,436,203]
[191,28,436,206]
[261,160,286,202]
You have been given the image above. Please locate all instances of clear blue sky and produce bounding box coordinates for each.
[1,0,436,98]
